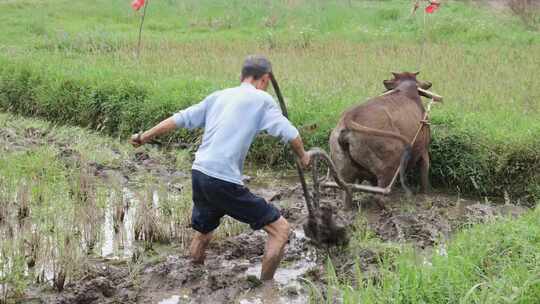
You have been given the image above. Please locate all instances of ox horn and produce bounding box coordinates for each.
[418,88,443,102]
[391,72,399,78]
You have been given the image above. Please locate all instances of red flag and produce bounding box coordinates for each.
[425,2,440,14]
[131,0,145,11]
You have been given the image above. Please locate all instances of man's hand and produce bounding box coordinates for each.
[290,136,311,169]
[129,117,178,148]
[129,133,144,148]
[299,152,311,169]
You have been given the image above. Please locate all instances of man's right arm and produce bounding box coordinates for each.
[130,117,177,146]
[130,93,216,147]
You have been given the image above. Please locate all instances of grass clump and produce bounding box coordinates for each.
[318,206,540,303]
[0,147,87,297]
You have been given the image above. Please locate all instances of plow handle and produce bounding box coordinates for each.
[270,73,314,215]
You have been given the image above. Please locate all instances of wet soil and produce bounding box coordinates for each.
[0,124,529,304]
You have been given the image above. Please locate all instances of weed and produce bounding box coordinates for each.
[16,183,30,223]
[320,206,540,303]
[134,188,170,248]
[509,0,540,29]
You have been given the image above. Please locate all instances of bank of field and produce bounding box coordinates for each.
[1,0,539,201]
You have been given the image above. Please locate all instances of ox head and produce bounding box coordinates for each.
[383,72,442,101]
[383,72,432,91]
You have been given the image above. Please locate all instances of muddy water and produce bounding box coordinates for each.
[238,229,316,304]
[245,232,316,286]
[158,295,184,304]
[237,282,308,304]
[101,197,115,257]
[147,227,316,304]
[100,188,139,259]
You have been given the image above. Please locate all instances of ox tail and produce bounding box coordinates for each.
[345,120,412,194]
[399,144,412,195]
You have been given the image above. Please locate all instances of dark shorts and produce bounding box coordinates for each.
[191,170,281,234]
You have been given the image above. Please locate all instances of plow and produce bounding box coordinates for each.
[270,73,443,247]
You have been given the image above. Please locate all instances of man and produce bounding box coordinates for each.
[130,55,311,281]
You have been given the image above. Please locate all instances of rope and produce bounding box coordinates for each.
[384,97,435,192]
[309,148,353,209]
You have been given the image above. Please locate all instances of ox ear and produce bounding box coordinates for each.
[418,81,432,90]
[413,71,420,76]
[383,79,397,90]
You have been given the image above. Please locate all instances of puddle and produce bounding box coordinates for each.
[245,230,316,286]
[99,188,140,259]
[158,295,181,304]
[153,190,160,209]
[245,259,316,287]
[122,188,138,258]
[154,289,192,304]
[238,283,308,304]
[237,228,315,304]
[100,189,130,259]
[101,196,115,257]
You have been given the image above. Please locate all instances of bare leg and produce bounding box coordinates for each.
[261,216,290,281]
[189,231,213,264]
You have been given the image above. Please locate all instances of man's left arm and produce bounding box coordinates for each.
[259,102,310,167]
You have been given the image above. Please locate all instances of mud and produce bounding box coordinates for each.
[302,204,349,247]
[0,124,530,304]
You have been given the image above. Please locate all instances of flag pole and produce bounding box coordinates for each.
[136,0,149,59]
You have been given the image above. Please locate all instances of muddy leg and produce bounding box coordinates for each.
[261,216,290,281]
[420,152,430,193]
[338,172,358,210]
[189,231,213,264]
[374,174,394,209]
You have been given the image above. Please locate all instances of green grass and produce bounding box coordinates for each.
[318,206,540,303]
[0,0,539,200]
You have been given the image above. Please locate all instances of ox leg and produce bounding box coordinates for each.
[373,172,394,210]
[339,168,359,210]
[419,151,431,193]
[330,141,359,210]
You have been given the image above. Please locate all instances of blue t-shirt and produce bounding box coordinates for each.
[172,82,299,185]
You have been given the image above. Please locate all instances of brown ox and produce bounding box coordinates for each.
[329,72,434,196]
